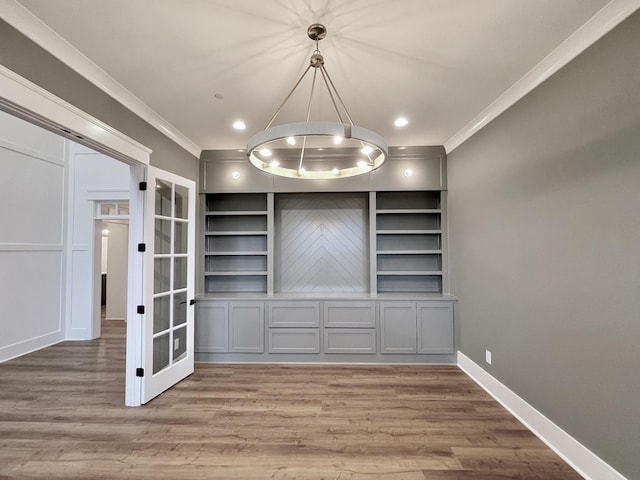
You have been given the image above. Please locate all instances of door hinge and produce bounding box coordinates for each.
[136,368,144,377]
[137,243,146,252]
[137,305,145,314]
[139,181,147,191]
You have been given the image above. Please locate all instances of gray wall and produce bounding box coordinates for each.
[0,20,198,180]
[448,12,640,480]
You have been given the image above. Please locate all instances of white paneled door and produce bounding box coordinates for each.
[142,167,196,403]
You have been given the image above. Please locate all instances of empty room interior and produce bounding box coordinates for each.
[0,1,639,479]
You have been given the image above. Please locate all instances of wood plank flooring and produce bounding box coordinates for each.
[0,320,583,479]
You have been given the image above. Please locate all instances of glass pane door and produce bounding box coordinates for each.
[143,167,195,403]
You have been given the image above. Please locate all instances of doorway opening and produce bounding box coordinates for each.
[93,201,130,337]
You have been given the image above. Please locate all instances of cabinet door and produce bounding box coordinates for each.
[229,302,264,353]
[195,302,228,353]
[417,302,454,354]
[380,302,417,354]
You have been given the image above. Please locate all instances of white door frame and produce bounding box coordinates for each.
[0,65,152,406]
[91,197,130,336]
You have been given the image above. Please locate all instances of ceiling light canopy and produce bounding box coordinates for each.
[246,24,387,179]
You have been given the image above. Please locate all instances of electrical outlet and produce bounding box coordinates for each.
[174,338,179,350]
[485,349,492,365]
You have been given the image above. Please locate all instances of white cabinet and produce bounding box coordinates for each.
[195,302,228,352]
[228,302,265,353]
[380,301,454,355]
[196,299,455,362]
[418,302,454,354]
[268,302,320,354]
[380,302,417,354]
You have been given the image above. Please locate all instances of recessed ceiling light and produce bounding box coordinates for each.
[333,136,343,144]
[232,120,246,130]
[269,160,280,168]
[232,171,241,179]
[404,169,413,177]
[259,148,272,157]
[394,117,409,127]
[286,136,296,145]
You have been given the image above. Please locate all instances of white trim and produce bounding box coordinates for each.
[0,137,66,166]
[0,0,202,159]
[0,243,63,251]
[457,352,628,480]
[0,330,65,364]
[0,65,152,165]
[444,0,640,153]
[87,188,130,201]
[125,164,146,407]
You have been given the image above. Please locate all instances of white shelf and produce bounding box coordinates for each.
[205,210,268,216]
[377,250,443,255]
[376,230,441,235]
[205,231,268,236]
[205,251,267,256]
[376,209,441,214]
[205,271,268,276]
[377,271,443,276]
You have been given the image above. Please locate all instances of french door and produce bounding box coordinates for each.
[142,166,196,403]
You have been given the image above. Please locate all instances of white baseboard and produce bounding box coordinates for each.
[457,352,627,480]
[0,330,64,364]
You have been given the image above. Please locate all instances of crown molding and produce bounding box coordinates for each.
[0,0,202,159]
[445,0,640,153]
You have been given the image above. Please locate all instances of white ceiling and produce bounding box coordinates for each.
[8,0,624,153]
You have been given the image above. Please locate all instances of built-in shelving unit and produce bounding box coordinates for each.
[197,148,454,364]
[204,193,272,294]
[375,191,444,293]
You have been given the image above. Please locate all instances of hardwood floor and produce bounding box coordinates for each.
[0,321,582,479]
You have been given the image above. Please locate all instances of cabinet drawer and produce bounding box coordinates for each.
[269,302,320,327]
[268,329,320,354]
[323,301,375,328]
[324,329,376,354]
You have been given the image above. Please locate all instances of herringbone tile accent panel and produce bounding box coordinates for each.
[275,194,368,292]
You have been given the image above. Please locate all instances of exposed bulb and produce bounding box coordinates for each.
[259,148,272,157]
[332,168,340,175]
[333,136,343,144]
[269,160,280,168]
[286,137,296,145]
[361,145,374,155]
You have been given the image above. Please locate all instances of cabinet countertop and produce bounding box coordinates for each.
[196,292,458,302]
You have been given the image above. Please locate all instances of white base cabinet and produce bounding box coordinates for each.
[196,297,455,364]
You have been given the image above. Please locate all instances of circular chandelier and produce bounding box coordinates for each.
[247,24,388,179]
